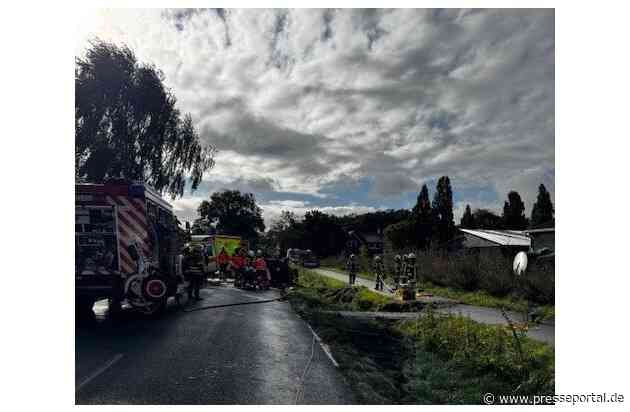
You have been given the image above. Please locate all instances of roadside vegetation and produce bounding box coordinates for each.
[319,251,554,322]
[288,269,555,404]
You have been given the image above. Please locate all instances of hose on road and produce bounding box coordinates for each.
[182,296,286,313]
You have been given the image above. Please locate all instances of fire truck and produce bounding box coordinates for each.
[75,179,185,316]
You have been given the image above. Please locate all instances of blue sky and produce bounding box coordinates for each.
[77,9,555,227]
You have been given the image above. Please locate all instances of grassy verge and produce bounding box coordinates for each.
[288,269,555,404]
[290,268,391,312]
[319,264,554,322]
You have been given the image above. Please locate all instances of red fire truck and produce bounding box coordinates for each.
[75,179,185,316]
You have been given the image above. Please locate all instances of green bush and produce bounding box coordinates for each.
[394,311,554,395]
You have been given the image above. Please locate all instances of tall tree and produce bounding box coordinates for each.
[197,190,265,241]
[460,204,475,228]
[472,209,503,229]
[412,184,433,249]
[75,40,215,198]
[432,176,455,247]
[530,184,555,228]
[502,191,528,230]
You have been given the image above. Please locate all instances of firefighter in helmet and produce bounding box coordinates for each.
[254,249,271,289]
[373,255,385,291]
[405,252,418,288]
[346,254,358,285]
[182,243,204,300]
[393,254,403,289]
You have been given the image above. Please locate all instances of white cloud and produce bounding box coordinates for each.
[78,9,554,221]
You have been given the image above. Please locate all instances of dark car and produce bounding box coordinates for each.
[301,252,320,268]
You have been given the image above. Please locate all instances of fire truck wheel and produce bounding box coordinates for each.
[142,275,168,302]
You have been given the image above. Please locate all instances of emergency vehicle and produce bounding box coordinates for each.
[75,179,185,316]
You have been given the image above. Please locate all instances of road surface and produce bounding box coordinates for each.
[313,267,555,346]
[76,286,355,404]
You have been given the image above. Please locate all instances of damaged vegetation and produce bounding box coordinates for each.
[288,269,554,404]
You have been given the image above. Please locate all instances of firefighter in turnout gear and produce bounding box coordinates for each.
[393,254,403,289]
[182,244,205,300]
[373,255,385,291]
[405,253,418,284]
[346,254,358,285]
[400,254,409,284]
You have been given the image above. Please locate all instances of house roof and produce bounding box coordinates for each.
[459,229,531,247]
[525,228,555,234]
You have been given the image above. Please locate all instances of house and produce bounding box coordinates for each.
[345,230,384,255]
[524,228,554,254]
[456,228,531,259]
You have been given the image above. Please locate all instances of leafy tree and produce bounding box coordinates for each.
[502,191,528,230]
[530,184,554,228]
[472,209,503,229]
[190,218,215,235]
[432,176,455,247]
[412,184,433,249]
[460,204,475,228]
[384,219,416,250]
[197,190,265,241]
[266,211,302,254]
[301,210,347,257]
[75,40,215,198]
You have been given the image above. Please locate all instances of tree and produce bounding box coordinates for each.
[197,190,265,241]
[412,184,433,250]
[460,204,475,228]
[502,191,528,230]
[530,184,554,228]
[75,40,215,198]
[384,220,416,250]
[472,209,503,229]
[432,176,455,247]
[301,210,347,257]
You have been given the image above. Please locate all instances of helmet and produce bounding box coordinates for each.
[349,254,356,260]
[256,249,263,257]
[374,255,381,261]
[248,250,255,258]
[394,254,401,261]
[408,253,416,260]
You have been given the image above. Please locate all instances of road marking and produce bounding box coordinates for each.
[306,324,339,368]
[76,353,124,392]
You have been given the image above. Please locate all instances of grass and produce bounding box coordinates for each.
[287,269,555,404]
[322,258,555,322]
[289,268,391,312]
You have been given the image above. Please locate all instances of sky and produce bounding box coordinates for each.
[76,8,555,228]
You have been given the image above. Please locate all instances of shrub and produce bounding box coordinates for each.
[394,311,554,395]
[521,261,555,305]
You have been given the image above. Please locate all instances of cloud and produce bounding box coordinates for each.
[77,9,554,225]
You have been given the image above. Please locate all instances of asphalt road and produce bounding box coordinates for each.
[75,286,355,404]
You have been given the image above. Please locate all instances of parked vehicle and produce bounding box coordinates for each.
[75,180,185,317]
[301,250,320,268]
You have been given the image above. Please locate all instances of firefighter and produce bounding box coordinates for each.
[216,246,229,281]
[346,254,358,285]
[405,253,418,286]
[393,254,403,289]
[254,249,271,290]
[244,250,257,288]
[183,244,204,300]
[400,254,409,284]
[373,255,385,291]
